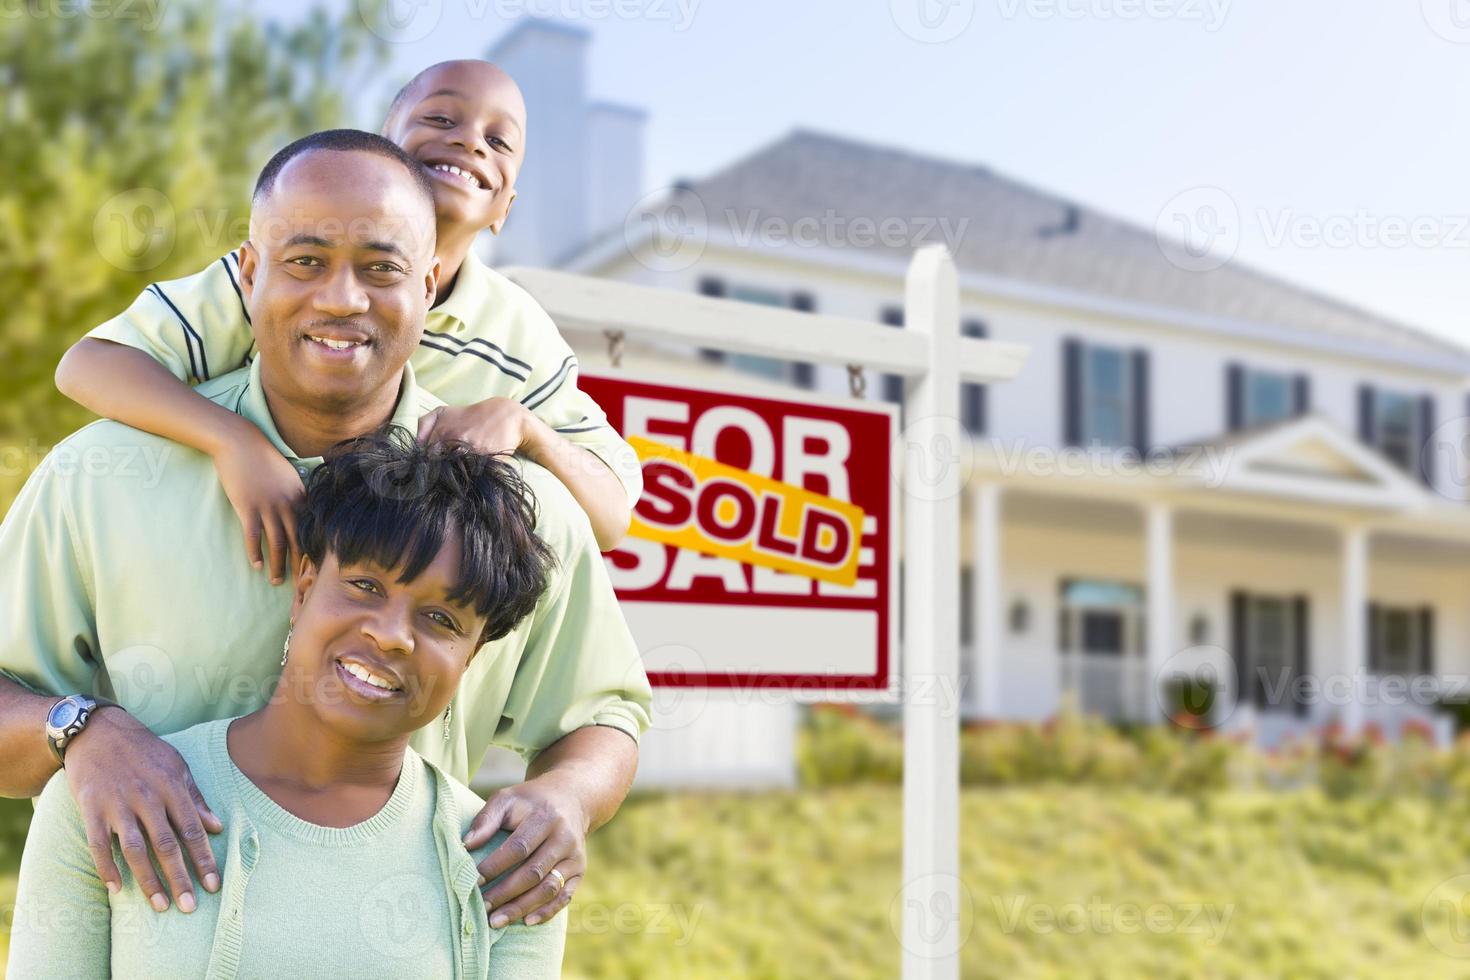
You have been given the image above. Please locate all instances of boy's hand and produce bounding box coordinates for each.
[417,398,533,456]
[211,427,305,585]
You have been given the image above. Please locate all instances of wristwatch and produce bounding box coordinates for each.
[45,694,99,766]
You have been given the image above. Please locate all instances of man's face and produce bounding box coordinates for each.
[382,60,527,235]
[238,150,439,412]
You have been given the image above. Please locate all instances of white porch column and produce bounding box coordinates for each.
[1340,526,1368,734]
[1145,503,1174,722]
[972,483,1002,717]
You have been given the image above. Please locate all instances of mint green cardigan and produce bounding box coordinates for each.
[6,717,566,978]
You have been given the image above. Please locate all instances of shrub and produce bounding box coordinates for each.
[799,703,1470,800]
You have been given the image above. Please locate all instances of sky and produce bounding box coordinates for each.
[257,0,1470,348]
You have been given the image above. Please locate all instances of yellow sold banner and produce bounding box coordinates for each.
[627,436,867,586]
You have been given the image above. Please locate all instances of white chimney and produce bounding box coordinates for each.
[586,102,646,245]
[484,19,591,267]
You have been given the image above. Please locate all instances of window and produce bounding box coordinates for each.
[1359,385,1434,483]
[1064,339,1148,451]
[1368,605,1433,676]
[1230,592,1308,715]
[1227,365,1308,430]
[696,280,817,389]
[1244,370,1292,426]
[1376,390,1418,472]
[1082,345,1133,447]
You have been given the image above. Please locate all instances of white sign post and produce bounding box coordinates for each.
[899,246,964,979]
[506,244,1025,980]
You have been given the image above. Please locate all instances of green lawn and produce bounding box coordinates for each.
[564,787,1470,979]
[6,789,1470,978]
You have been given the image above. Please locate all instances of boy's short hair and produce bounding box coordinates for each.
[298,425,555,644]
[253,128,436,221]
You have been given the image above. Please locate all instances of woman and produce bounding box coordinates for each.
[7,426,563,978]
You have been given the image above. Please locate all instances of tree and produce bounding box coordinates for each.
[0,2,385,509]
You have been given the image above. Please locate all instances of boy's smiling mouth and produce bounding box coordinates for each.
[424,159,491,192]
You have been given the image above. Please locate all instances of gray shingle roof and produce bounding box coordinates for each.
[670,129,1469,363]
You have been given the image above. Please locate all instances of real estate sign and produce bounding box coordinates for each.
[584,373,897,692]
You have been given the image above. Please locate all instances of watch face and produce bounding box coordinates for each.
[48,699,81,730]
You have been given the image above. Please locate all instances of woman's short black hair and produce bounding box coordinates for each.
[297,425,556,644]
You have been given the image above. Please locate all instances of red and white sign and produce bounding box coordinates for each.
[585,373,897,691]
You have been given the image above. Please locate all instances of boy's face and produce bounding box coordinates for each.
[382,61,527,236]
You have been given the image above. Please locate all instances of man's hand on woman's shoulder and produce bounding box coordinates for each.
[63,707,224,912]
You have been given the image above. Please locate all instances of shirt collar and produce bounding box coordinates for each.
[428,246,494,332]
[237,356,428,473]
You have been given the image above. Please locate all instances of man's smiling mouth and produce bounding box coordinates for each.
[307,335,366,351]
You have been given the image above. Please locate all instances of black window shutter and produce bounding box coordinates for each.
[1367,603,1381,674]
[1358,385,1376,444]
[1131,349,1150,455]
[881,307,904,405]
[1226,363,1244,431]
[962,319,988,435]
[1419,607,1435,675]
[1292,595,1309,718]
[1293,374,1311,417]
[1419,396,1436,488]
[789,292,817,390]
[1230,591,1249,708]
[1063,338,1083,447]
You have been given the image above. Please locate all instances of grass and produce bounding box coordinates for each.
[7,789,1470,978]
[1,796,29,979]
[563,786,1470,979]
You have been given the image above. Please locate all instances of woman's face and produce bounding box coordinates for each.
[284,536,489,742]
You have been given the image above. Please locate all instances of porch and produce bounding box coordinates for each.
[964,415,1470,744]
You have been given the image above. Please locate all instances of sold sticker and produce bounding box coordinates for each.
[628,435,866,587]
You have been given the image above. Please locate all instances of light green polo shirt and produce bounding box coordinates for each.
[0,358,652,782]
[7,716,566,979]
[87,247,642,508]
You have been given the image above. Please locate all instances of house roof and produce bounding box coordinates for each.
[657,128,1469,367]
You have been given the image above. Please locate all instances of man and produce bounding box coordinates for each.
[0,129,651,930]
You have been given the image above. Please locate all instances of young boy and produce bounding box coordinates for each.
[56,60,638,583]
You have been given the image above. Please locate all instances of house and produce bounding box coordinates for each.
[474,21,1470,789]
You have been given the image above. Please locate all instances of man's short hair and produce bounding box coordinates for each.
[298,426,555,645]
[252,128,436,222]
